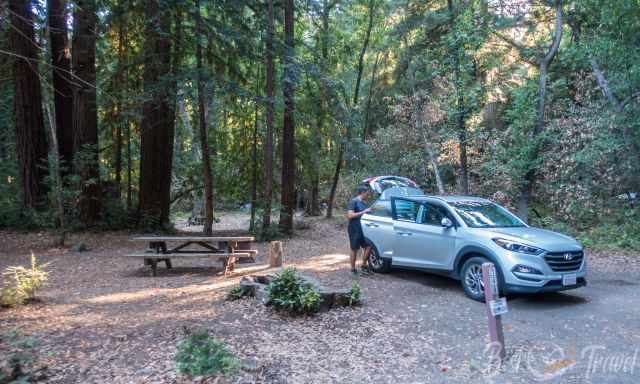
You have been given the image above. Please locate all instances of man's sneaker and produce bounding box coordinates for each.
[360,266,373,275]
[351,268,359,276]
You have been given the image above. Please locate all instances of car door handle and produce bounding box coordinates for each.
[396,231,412,236]
[365,223,379,228]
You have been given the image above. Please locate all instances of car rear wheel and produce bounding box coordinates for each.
[461,257,490,302]
[367,245,390,273]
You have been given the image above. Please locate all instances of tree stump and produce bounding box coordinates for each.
[268,241,283,267]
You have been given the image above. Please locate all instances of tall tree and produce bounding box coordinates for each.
[138,0,175,225]
[517,0,563,222]
[47,0,73,174]
[72,0,101,224]
[262,0,275,234]
[9,0,48,209]
[195,0,214,235]
[279,0,296,233]
[326,0,376,218]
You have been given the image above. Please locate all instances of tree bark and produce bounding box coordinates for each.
[138,0,175,226]
[45,102,66,246]
[262,0,275,234]
[113,21,126,199]
[72,0,101,224]
[250,71,260,231]
[9,0,49,210]
[47,0,73,175]
[194,0,214,235]
[517,0,563,223]
[279,0,296,234]
[362,51,381,142]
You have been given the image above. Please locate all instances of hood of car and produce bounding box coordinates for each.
[482,227,582,252]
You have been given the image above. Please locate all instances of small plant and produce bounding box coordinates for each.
[226,286,246,301]
[266,267,320,315]
[348,282,362,306]
[175,330,239,377]
[0,330,44,382]
[1,254,49,307]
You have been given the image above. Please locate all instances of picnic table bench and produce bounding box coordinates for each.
[127,236,257,276]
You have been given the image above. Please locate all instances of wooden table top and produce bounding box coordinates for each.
[131,236,255,242]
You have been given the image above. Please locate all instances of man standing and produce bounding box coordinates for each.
[347,185,373,276]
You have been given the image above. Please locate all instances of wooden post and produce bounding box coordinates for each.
[482,262,506,362]
[268,241,283,267]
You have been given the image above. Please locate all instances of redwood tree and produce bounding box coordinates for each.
[9,0,48,209]
[72,0,101,224]
[48,0,73,173]
[138,0,175,225]
[279,0,296,234]
[262,0,275,234]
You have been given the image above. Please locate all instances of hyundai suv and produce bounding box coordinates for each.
[361,183,587,301]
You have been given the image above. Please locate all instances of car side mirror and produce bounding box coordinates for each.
[441,217,454,228]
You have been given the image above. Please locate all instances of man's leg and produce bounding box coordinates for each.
[361,245,372,269]
[350,249,358,271]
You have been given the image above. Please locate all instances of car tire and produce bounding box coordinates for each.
[461,257,492,302]
[367,244,391,273]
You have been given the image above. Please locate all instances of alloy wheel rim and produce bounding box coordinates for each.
[465,264,485,296]
[369,249,382,268]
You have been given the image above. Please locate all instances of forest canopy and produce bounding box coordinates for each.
[0,0,639,248]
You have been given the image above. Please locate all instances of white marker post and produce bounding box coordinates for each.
[482,262,507,361]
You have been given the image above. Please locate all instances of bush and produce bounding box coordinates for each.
[266,267,320,315]
[1,254,49,307]
[174,331,239,377]
[226,286,246,301]
[348,282,362,306]
[0,330,44,382]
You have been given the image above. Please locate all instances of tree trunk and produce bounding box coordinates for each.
[72,0,101,224]
[262,0,275,234]
[45,102,66,246]
[138,0,175,226]
[194,0,214,235]
[517,0,563,223]
[279,0,296,234]
[113,21,126,199]
[363,51,381,142]
[47,0,73,176]
[250,73,260,231]
[126,118,132,210]
[9,0,49,210]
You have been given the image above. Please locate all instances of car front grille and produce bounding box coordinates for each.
[544,251,584,272]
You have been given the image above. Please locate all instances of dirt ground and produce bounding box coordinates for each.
[1,212,639,384]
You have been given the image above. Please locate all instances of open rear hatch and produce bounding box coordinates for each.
[363,176,424,200]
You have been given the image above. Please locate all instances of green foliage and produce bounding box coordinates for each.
[174,331,239,377]
[266,267,320,315]
[226,286,246,301]
[1,254,49,308]
[348,282,362,306]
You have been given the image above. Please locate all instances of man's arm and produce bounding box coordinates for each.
[347,208,371,219]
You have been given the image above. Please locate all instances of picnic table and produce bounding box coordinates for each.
[127,236,257,276]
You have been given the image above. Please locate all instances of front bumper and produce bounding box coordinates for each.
[497,248,588,294]
[504,277,587,294]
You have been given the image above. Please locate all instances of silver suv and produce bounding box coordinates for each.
[361,184,587,301]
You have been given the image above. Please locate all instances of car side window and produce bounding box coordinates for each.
[392,199,420,222]
[422,203,449,226]
[368,201,392,218]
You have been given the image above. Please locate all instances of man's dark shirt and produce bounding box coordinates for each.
[347,197,367,234]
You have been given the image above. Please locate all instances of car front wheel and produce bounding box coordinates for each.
[461,257,491,302]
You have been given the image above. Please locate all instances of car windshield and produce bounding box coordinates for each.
[449,201,525,228]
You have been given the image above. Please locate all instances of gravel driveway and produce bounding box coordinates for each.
[0,213,638,383]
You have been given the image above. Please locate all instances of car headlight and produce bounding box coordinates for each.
[492,238,544,255]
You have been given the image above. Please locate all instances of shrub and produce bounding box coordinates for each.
[174,331,239,377]
[1,254,49,307]
[0,330,43,382]
[226,286,246,301]
[266,267,320,315]
[348,282,362,306]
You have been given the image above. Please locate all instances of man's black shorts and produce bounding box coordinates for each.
[348,228,370,251]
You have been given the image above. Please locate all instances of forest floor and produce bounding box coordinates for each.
[1,212,639,384]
